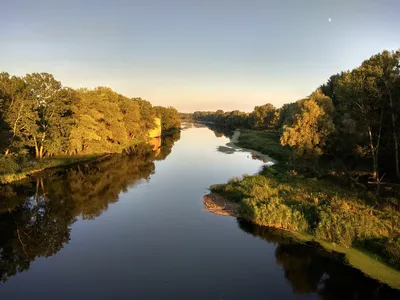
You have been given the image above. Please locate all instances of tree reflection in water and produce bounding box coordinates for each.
[0,136,179,283]
[237,219,400,300]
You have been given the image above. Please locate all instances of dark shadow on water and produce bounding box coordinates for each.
[217,146,235,154]
[197,122,235,138]
[237,219,400,299]
[0,138,179,283]
[155,131,181,161]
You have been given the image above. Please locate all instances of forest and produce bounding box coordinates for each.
[0,72,181,180]
[193,50,400,184]
[196,50,400,275]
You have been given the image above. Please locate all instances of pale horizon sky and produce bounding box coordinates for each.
[1,0,399,112]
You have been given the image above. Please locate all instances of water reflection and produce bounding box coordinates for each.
[0,135,179,283]
[238,220,400,299]
[193,122,234,138]
[155,131,181,161]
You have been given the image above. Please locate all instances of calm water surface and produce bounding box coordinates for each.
[0,123,399,299]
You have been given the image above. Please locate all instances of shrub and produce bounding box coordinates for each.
[210,159,400,269]
[0,155,19,174]
[385,236,400,269]
[315,209,356,247]
[239,196,309,232]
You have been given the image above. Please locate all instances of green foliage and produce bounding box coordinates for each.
[212,167,400,269]
[0,155,19,174]
[153,106,181,133]
[193,109,250,128]
[236,129,292,161]
[240,196,309,232]
[280,90,335,160]
[179,113,193,121]
[70,87,129,154]
[384,237,400,269]
[250,103,277,129]
[0,71,180,175]
[194,49,400,182]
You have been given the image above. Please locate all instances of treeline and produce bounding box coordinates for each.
[194,49,400,182]
[179,112,193,121]
[0,72,181,168]
[153,106,181,133]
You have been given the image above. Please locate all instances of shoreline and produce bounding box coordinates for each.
[203,192,400,290]
[205,128,400,290]
[227,130,276,164]
[0,154,107,185]
[0,134,177,185]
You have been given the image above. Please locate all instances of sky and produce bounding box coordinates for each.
[1,0,399,112]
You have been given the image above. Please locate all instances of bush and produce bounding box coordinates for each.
[210,163,400,270]
[315,209,356,247]
[0,155,19,174]
[237,130,292,162]
[385,236,400,269]
[240,196,309,232]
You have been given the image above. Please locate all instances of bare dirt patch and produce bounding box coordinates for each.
[203,193,238,217]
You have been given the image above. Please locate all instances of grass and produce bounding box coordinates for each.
[0,154,105,184]
[236,129,292,162]
[211,129,400,289]
[319,239,400,289]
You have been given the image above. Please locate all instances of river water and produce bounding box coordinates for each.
[0,123,399,299]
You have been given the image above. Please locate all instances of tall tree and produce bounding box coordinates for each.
[23,73,68,158]
[250,103,276,129]
[280,90,335,160]
[119,97,142,141]
[135,98,156,134]
[0,73,29,155]
[70,88,127,154]
[362,50,400,179]
[153,106,181,133]
[336,66,384,181]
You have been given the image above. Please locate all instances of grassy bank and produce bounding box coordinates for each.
[210,129,400,289]
[235,129,292,162]
[0,154,105,184]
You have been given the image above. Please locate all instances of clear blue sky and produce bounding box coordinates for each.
[2,0,399,112]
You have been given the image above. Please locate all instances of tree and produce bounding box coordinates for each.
[336,66,384,181]
[250,103,276,129]
[119,97,142,141]
[153,106,181,133]
[0,73,29,155]
[23,73,70,158]
[280,90,335,160]
[362,50,400,179]
[135,98,156,134]
[70,88,128,154]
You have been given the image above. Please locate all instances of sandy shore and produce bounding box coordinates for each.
[226,130,276,165]
[203,193,238,217]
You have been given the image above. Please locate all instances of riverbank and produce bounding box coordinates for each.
[0,137,171,185]
[226,130,276,164]
[232,129,291,162]
[162,128,181,137]
[205,129,400,289]
[0,154,107,184]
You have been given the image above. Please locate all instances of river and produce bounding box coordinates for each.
[0,123,399,299]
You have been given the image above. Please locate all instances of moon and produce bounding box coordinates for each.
[328,18,332,22]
